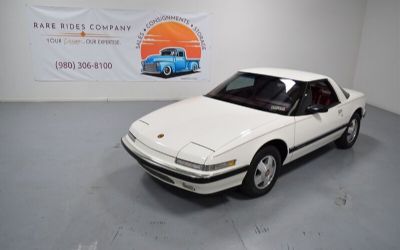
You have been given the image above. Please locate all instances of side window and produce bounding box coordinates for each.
[309,80,339,107]
[178,51,184,57]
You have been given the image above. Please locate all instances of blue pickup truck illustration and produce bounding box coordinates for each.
[141,48,200,77]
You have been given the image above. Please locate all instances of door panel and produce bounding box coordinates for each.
[292,107,345,161]
[175,51,186,71]
[291,79,347,161]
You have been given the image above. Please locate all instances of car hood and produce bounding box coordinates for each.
[129,96,282,159]
[144,55,173,63]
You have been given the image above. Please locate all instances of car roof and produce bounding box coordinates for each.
[239,67,329,82]
[161,47,185,51]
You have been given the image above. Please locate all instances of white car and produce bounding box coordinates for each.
[122,68,366,196]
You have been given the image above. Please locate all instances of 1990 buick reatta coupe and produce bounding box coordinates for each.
[122,68,366,196]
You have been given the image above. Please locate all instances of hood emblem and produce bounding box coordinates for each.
[157,133,164,139]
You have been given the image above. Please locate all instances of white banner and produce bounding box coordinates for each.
[27,6,210,81]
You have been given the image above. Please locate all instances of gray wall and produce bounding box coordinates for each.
[0,0,366,101]
[354,0,400,115]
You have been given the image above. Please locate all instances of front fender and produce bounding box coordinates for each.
[158,62,176,73]
[205,119,295,167]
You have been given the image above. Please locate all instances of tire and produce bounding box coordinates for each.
[161,66,172,78]
[192,63,198,72]
[241,146,281,197]
[335,112,361,149]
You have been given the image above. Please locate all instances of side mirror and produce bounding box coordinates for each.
[306,104,328,114]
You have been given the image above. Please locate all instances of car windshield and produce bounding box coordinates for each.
[161,49,176,56]
[206,72,306,115]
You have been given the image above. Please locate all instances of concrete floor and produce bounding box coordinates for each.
[0,101,399,250]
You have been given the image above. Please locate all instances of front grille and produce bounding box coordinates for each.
[143,63,157,73]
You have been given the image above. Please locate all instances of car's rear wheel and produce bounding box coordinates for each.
[241,146,281,197]
[162,66,172,77]
[335,112,361,149]
[192,63,198,72]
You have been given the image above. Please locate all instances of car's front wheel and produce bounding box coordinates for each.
[241,146,281,197]
[335,112,361,149]
[162,66,172,78]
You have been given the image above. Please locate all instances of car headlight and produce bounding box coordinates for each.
[175,158,203,170]
[175,158,236,171]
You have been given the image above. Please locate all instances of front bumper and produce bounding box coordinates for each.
[121,134,247,194]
